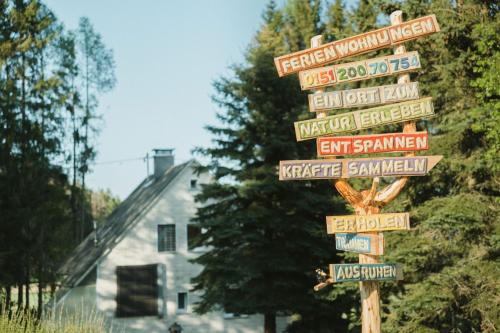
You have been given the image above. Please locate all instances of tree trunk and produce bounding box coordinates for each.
[17,283,23,309]
[6,286,11,310]
[264,313,276,333]
[38,266,43,318]
[25,267,30,310]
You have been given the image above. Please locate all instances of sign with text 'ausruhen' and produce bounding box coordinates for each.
[278,156,442,180]
[326,213,410,234]
[317,131,428,157]
[335,233,384,255]
[329,263,403,283]
[299,52,420,90]
[309,82,419,112]
[274,14,440,76]
[294,97,434,141]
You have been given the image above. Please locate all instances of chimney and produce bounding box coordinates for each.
[153,148,174,178]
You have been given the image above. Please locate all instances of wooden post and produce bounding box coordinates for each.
[311,10,416,333]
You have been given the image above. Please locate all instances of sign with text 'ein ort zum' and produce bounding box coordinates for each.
[299,52,420,90]
[309,82,419,112]
[326,213,410,234]
[329,263,403,283]
[274,14,440,76]
[294,97,434,141]
[335,233,384,255]
[317,131,428,157]
[279,156,442,180]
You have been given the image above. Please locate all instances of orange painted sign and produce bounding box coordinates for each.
[317,132,429,157]
[274,15,440,76]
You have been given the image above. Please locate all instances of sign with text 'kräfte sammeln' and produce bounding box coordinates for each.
[274,15,439,76]
[326,213,410,234]
[329,263,403,283]
[299,52,420,90]
[294,97,434,141]
[308,82,419,112]
[335,233,384,255]
[317,131,428,157]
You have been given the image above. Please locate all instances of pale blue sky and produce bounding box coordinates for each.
[45,0,281,198]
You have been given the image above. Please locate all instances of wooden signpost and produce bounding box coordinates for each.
[274,14,440,76]
[335,233,384,255]
[308,82,420,112]
[299,52,420,90]
[279,156,442,180]
[294,97,434,141]
[274,10,441,333]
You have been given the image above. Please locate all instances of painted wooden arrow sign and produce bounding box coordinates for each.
[317,131,429,157]
[299,52,420,90]
[326,213,410,234]
[335,233,384,255]
[308,82,420,112]
[279,156,442,180]
[328,263,403,283]
[274,14,439,76]
[294,97,434,141]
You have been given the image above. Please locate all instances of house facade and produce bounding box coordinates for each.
[55,149,287,332]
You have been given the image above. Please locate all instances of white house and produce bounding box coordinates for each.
[55,149,288,333]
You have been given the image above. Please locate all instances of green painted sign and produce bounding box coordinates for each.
[329,263,403,283]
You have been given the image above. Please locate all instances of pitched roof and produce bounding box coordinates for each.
[57,160,195,289]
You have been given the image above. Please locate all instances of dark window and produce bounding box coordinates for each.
[190,179,197,189]
[116,264,158,317]
[187,225,202,250]
[177,292,187,311]
[158,224,175,252]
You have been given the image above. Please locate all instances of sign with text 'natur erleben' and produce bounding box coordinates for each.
[308,82,419,112]
[274,14,440,76]
[294,97,434,141]
[317,131,428,157]
[279,156,442,180]
[326,213,410,234]
[299,52,420,90]
[329,263,403,283]
[335,233,384,255]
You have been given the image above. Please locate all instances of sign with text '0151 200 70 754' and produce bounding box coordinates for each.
[278,156,442,180]
[308,82,420,112]
[294,97,434,141]
[335,233,384,255]
[317,131,428,157]
[329,263,403,283]
[274,14,440,76]
[299,52,420,90]
[326,213,410,234]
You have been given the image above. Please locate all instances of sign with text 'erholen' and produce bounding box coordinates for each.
[308,82,420,112]
[326,213,410,234]
[329,263,403,283]
[335,233,384,255]
[294,97,434,141]
[317,132,429,157]
[278,156,442,180]
[299,52,420,90]
[274,15,440,76]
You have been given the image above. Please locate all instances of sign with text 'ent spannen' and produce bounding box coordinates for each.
[274,15,440,76]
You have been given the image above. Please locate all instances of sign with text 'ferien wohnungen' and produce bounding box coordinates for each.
[335,233,384,255]
[274,15,439,76]
[279,156,442,180]
[299,52,420,90]
[308,82,420,112]
[329,263,403,283]
[294,97,434,141]
[326,213,410,234]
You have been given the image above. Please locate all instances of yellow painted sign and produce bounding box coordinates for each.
[326,213,410,234]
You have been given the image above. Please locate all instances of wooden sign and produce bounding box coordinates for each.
[308,82,419,112]
[326,213,410,234]
[279,156,442,180]
[329,263,403,283]
[274,14,439,76]
[335,233,384,255]
[294,97,434,141]
[299,52,420,90]
[317,132,429,157]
